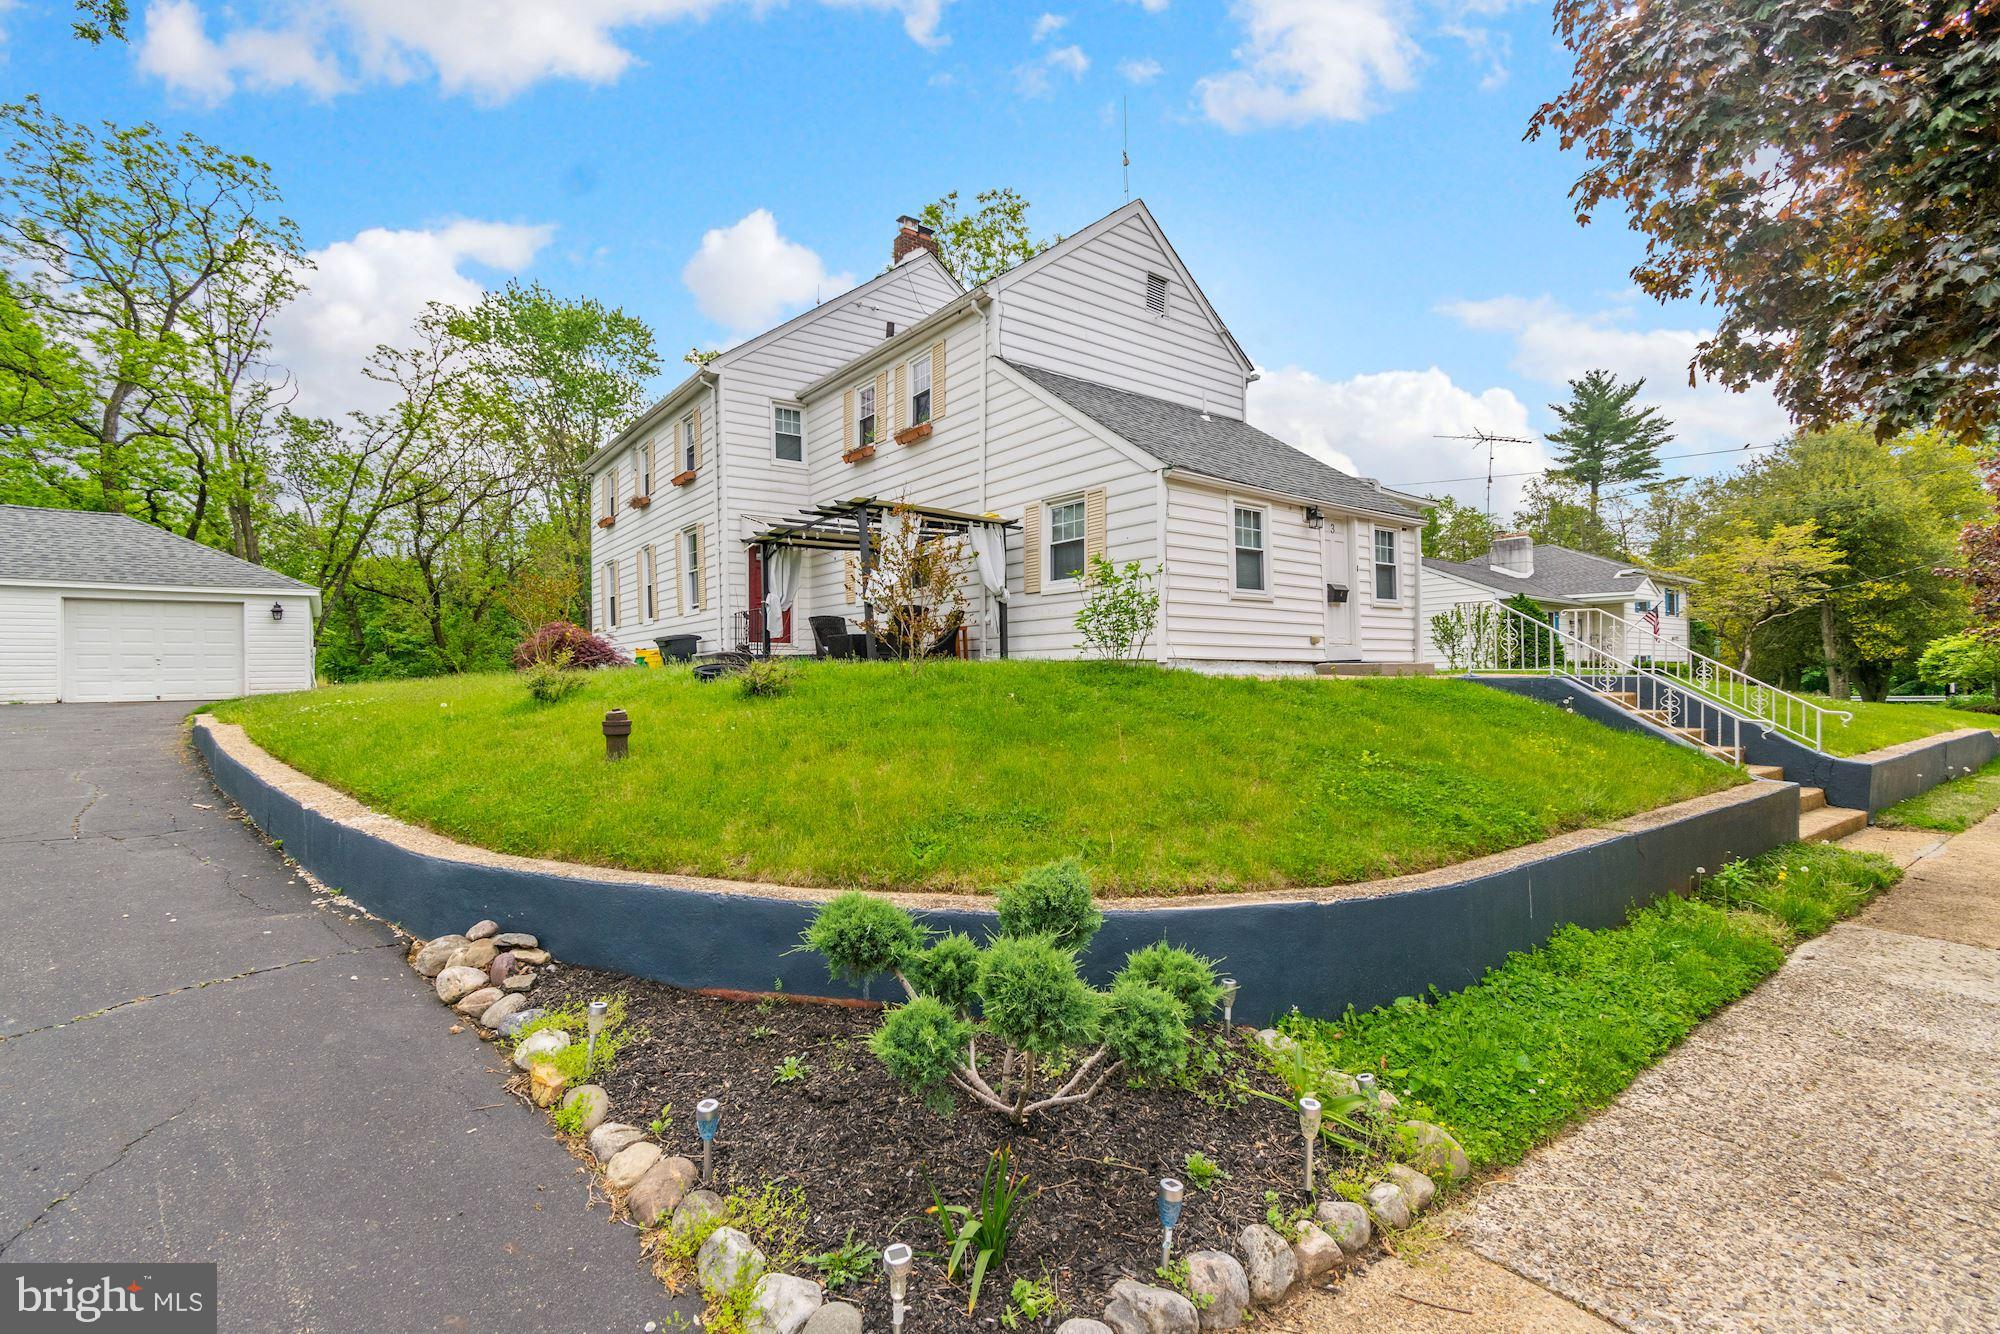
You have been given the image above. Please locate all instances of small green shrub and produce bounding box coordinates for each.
[736,657,795,698]
[978,936,1101,1057]
[906,931,982,1012]
[869,996,974,1112]
[995,859,1102,947]
[800,892,925,982]
[1115,941,1222,1024]
[1099,976,1189,1080]
[512,996,640,1082]
[523,654,586,704]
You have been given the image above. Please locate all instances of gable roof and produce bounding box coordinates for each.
[1007,361,1425,520]
[0,504,316,594]
[1424,545,1687,602]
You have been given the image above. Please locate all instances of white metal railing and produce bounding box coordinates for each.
[1443,601,1746,763]
[1554,606,1852,754]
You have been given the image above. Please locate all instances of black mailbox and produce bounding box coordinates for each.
[1326,583,1349,605]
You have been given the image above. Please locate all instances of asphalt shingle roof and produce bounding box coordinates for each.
[1006,360,1426,520]
[1424,544,1676,601]
[0,505,315,593]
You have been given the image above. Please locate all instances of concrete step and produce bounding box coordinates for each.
[1747,764,1785,780]
[1800,804,1867,844]
[1799,786,1827,813]
[1703,744,1744,763]
[1598,690,1640,705]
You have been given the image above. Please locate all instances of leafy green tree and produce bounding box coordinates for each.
[1916,633,1999,695]
[1686,521,1846,673]
[918,189,1057,286]
[1533,1,2000,440]
[1512,475,1620,558]
[1544,370,1672,519]
[1421,495,1500,563]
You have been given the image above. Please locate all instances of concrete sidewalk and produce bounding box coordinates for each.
[1272,814,2000,1332]
[1,704,682,1332]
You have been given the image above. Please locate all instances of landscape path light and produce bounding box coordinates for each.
[884,1241,913,1334]
[695,1097,721,1187]
[1218,977,1239,1035]
[1157,1176,1185,1268]
[585,999,608,1073]
[1355,1072,1378,1115]
[1299,1096,1323,1195]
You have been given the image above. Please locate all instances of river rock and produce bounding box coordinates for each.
[1102,1279,1197,1334]
[511,947,551,966]
[512,1028,570,1070]
[530,1063,566,1107]
[669,1189,725,1239]
[434,966,488,1004]
[502,969,538,993]
[605,1141,662,1191]
[801,1304,862,1334]
[697,1226,766,1294]
[487,952,519,985]
[1251,1028,1298,1058]
[413,935,469,976]
[446,939,499,971]
[1185,1250,1248,1330]
[589,1122,645,1162]
[1056,1323,1114,1334]
[747,1272,821,1334]
[1291,1223,1343,1283]
[479,993,529,1029]
[627,1156,699,1225]
[1235,1224,1298,1305]
[465,919,500,941]
[493,931,539,950]
[1396,1120,1471,1182]
[559,1085,609,1135]
[1384,1163,1436,1212]
[1366,1181,1411,1230]
[1312,1201,1371,1255]
[452,986,503,1018]
[497,1006,544,1038]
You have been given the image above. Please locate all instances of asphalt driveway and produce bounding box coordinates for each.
[0,703,680,1331]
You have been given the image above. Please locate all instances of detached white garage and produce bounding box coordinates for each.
[1,504,319,704]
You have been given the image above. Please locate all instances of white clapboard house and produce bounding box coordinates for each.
[584,200,1430,672]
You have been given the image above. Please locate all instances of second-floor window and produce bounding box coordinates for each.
[599,473,614,520]
[910,356,932,425]
[639,441,653,495]
[857,385,877,446]
[773,405,803,462]
[1048,498,1087,582]
[680,414,697,473]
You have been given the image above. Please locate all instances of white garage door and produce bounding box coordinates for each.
[62,599,244,702]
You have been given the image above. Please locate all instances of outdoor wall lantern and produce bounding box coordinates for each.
[695,1097,722,1186]
[602,708,632,761]
[883,1242,914,1334]
[1217,977,1240,1034]
[1156,1177,1185,1267]
[1298,1095,1323,1195]
[270,601,284,621]
[1303,505,1325,530]
[585,999,608,1072]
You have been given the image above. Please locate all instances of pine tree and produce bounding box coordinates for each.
[1544,371,1674,519]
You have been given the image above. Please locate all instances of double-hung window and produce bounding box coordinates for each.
[857,385,877,446]
[773,405,803,462]
[1232,505,1266,593]
[639,442,653,496]
[1664,588,1682,616]
[1047,498,1087,582]
[1373,529,1399,601]
[680,414,697,474]
[641,545,657,620]
[599,473,614,520]
[909,356,932,425]
[603,560,620,628]
[683,527,703,609]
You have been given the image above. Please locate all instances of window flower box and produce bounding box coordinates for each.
[597,515,616,528]
[671,469,697,487]
[841,444,877,464]
[894,422,932,446]
[629,495,652,509]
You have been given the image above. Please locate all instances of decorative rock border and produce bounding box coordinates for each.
[193,715,1799,1026]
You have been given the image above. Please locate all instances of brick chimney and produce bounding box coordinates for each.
[892,215,938,265]
[1489,532,1534,577]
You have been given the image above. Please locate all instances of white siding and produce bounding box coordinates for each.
[1418,565,1505,665]
[1352,518,1422,662]
[588,384,723,656]
[0,585,60,702]
[995,212,1248,418]
[245,596,315,692]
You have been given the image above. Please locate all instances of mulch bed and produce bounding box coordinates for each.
[534,964,1322,1329]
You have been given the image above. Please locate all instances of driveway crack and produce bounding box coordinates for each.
[68,773,106,840]
[0,1101,197,1256]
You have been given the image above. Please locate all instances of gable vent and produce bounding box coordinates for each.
[1144,271,1168,315]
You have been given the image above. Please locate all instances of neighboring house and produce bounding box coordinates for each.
[585,200,1430,670]
[1420,533,1694,667]
[0,504,319,703]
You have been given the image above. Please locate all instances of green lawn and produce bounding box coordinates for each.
[1278,842,1901,1171]
[1878,755,2000,832]
[1808,696,1997,757]
[209,661,1739,896]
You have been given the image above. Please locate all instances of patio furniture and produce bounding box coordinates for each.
[867,609,965,660]
[810,615,855,660]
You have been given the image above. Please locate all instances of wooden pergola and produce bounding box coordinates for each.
[743,497,1018,659]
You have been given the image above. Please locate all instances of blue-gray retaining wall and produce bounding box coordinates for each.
[1471,675,1997,813]
[195,720,1800,1027]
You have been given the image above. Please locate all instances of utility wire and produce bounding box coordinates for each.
[1394,442,1778,489]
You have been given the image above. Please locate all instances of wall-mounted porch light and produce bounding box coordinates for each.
[1303,506,1325,530]
[270,601,285,621]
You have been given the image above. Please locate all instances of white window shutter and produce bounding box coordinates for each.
[930,340,946,418]
[1023,505,1042,595]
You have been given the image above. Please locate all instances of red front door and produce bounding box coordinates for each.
[746,549,793,643]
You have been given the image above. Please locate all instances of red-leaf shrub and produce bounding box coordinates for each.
[513,621,629,671]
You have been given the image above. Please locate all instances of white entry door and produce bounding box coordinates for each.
[62,599,244,702]
[1322,519,1357,658]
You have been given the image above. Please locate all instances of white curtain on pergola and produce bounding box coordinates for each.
[970,523,1008,657]
[762,546,800,636]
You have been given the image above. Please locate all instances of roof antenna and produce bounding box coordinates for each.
[1122,95,1130,203]
[1434,429,1535,519]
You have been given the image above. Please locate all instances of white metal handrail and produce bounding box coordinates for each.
[1448,601,1745,764]
[1555,606,1852,753]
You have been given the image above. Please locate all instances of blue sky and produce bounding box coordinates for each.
[4,0,1790,510]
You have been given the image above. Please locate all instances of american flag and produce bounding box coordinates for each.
[1643,606,1661,635]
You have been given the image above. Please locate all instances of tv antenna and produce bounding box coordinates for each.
[1122,96,1130,202]
[1434,430,1536,519]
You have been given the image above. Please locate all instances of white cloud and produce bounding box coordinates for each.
[1197,0,1420,130]
[680,210,852,333]
[134,0,953,103]
[1441,295,1792,454]
[1015,42,1089,97]
[1117,56,1163,84]
[1250,364,1542,510]
[1032,12,1067,41]
[270,220,555,417]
